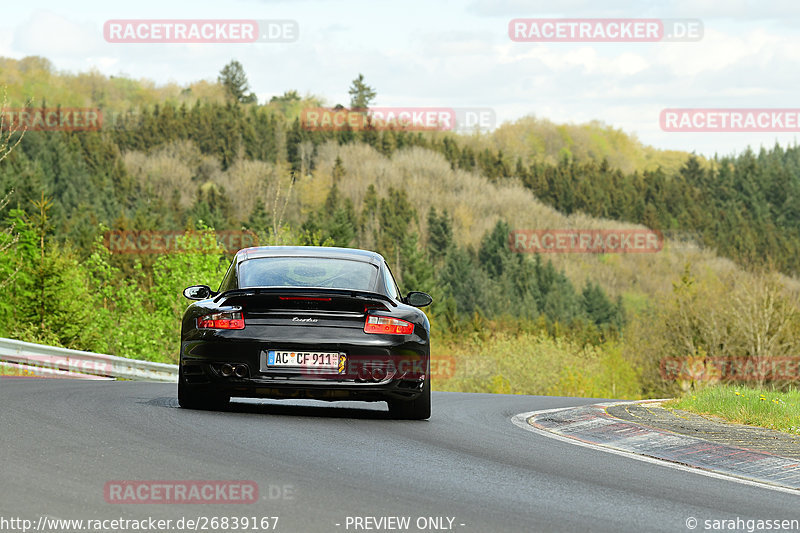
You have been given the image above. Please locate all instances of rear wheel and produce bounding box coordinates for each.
[177,366,229,411]
[388,378,430,420]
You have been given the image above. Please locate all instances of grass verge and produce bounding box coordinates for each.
[668,385,800,435]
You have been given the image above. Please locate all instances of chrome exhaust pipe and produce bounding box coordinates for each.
[372,367,386,381]
[357,366,371,381]
[220,364,234,377]
[234,365,248,378]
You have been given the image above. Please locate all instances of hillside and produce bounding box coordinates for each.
[482,116,692,175]
[0,56,690,173]
[2,56,800,399]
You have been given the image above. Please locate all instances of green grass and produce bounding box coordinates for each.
[668,385,800,435]
[0,365,35,377]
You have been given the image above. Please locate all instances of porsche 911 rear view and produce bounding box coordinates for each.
[178,246,433,419]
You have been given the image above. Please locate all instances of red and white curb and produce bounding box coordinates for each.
[512,401,800,496]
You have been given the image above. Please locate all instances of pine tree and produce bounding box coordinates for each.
[348,74,377,110]
[332,156,346,185]
[426,207,453,265]
[397,232,434,292]
[478,219,512,278]
[218,60,257,103]
[582,281,617,326]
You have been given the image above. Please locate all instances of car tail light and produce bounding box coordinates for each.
[197,311,245,330]
[364,315,414,335]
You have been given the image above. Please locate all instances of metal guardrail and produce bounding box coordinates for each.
[0,337,178,382]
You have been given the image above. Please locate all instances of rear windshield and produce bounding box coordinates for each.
[238,257,379,291]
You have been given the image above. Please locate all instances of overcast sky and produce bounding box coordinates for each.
[2,0,799,157]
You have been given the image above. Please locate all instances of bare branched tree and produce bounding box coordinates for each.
[0,86,28,287]
[268,171,296,245]
[0,87,26,164]
[0,200,20,286]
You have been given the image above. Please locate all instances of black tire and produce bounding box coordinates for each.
[177,367,229,411]
[388,378,430,420]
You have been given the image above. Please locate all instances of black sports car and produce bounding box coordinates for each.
[178,246,433,419]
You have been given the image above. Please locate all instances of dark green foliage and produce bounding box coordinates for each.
[520,149,800,275]
[426,207,453,265]
[245,202,271,232]
[188,182,233,230]
[437,246,491,317]
[582,281,620,327]
[397,232,435,293]
[218,60,257,103]
[301,184,357,247]
[377,187,415,262]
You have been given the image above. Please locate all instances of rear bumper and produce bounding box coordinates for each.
[181,362,426,402]
[179,337,429,402]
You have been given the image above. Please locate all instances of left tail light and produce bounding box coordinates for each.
[364,315,414,335]
[197,311,245,330]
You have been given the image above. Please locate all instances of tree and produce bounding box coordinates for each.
[270,90,300,104]
[332,155,346,184]
[426,207,453,265]
[0,87,27,292]
[301,184,356,247]
[437,247,491,317]
[348,74,377,110]
[245,202,271,233]
[189,182,233,229]
[478,220,512,278]
[218,60,257,103]
[269,90,301,115]
[582,281,619,327]
[5,195,103,350]
[0,191,20,288]
[378,188,414,262]
[397,232,434,292]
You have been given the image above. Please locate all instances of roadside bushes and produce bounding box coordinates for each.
[626,264,800,396]
[434,325,640,399]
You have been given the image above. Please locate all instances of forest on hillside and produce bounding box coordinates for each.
[2,56,800,398]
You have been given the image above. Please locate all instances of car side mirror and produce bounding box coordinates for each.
[405,291,433,307]
[183,285,215,300]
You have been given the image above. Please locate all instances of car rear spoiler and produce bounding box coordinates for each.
[214,287,398,308]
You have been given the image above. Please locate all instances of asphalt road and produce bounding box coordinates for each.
[0,380,797,533]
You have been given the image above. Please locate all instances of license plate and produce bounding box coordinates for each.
[264,350,340,370]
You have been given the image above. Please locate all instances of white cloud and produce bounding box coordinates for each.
[13,10,100,56]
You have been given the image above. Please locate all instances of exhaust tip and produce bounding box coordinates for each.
[234,365,248,378]
[357,366,371,381]
[220,364,234,377]
[372,367,386,381]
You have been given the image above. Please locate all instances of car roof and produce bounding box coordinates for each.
[234,246,385,266]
